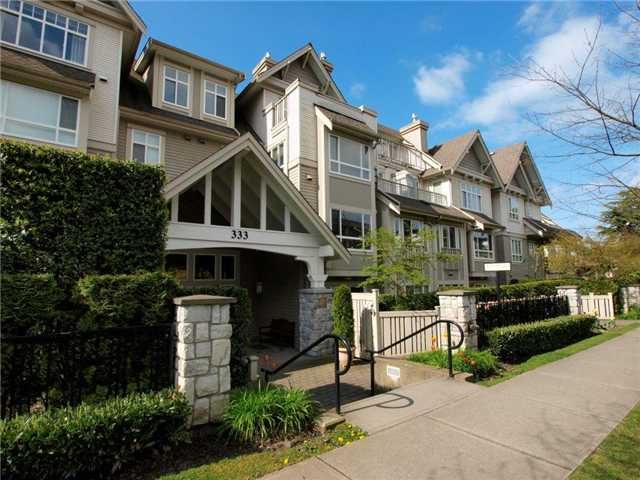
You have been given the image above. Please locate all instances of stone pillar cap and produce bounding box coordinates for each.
[436,290,477,297]
[174,295,237,306]
[556,285,579,289]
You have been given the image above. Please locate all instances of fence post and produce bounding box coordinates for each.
[436,290,478,350]
[174,295,237,426]
[556,286,582,316]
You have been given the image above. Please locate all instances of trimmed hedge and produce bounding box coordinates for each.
[0,389,190,480]
[486,314,598,363]
[0,140,167,284]
[379,292,439,311]
[464,279,581,302]
[332,285,354,343]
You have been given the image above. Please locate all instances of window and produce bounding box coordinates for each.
[195,255,216,280]
[511,238,524,263]
[1,1,88,65]
[329,134,370,181]
[272,97,286,127]
[525,202,535,218]
[220,255,236,280]
[165,254,187,281]
[131,129,161,165]
[441,226,459,250]
[211,162,233,226]
[461,183,482,212]
[473,232,493,259]
[509,197,519,221]
[331,208,371,250]
[203,79,226,119]
[0,80,79,146]
[266,185,285,231]
[178,178,205,224]
[270,142,285,169]
[163,65,189,108]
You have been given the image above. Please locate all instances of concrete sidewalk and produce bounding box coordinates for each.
[264,327,640,480]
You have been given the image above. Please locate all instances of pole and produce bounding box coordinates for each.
[496,271,502,301]
[334,339,341,414]
[446,322,453,378]
[370,354,376,396]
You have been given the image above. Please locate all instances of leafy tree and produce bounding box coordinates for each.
[599,187,640,236]
[332,285,354,344]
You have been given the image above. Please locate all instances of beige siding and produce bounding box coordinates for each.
[288,164,318,211]
[284,58,321,87]
[460,148,483,173]
[329,175,372,210]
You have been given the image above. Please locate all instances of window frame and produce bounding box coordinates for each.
[220,254,237,281]
[329,134,371,182]
[0,1,89,66]
[193,254,217,281]
[461,182,482,212]
[440,225,460,251]
[509,197,520,221]
[162,64,191,109]
[270,141,285,170]
[0,80,80,146]
[331,207,372,252]
[472,232,494,260]
[130,128,162,165]
[272,97,287,127]
[202,77,227,120]
[164,253,188,281]
[511,238,524,263]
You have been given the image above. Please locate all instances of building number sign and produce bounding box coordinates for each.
[231,229,249,240]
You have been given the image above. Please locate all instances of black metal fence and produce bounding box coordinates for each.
[476,295,570,348]
[1,324,175,418]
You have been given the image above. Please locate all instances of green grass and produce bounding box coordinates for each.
[159,423,366,480]
[480,323,640,387]
[570,402,640,479]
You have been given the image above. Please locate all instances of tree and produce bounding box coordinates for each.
[360,227,457,298]
[599,186,640,236]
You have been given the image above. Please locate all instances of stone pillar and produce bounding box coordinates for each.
[298,288,333,356]
[556,286,582,316]
[621,285,640,313]
[436,290,478,350]
[174,295,236,426]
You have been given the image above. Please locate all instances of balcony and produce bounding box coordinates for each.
[376,139,429,171]
[377,177,448,207]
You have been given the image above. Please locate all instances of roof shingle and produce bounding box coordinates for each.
[427,130,478,170]
[491,143,525,185]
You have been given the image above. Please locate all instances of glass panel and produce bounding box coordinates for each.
[59,97,78,130]
[6,83,58,125]
[290,214,308,233]
[331,209,340,235]
[57,130,75,145]
[21,2,32,15]
[176,82,188,107]
[18,16,42,51]
[132,143,146,163]
[240,160,260,229]
[211,161,232,226]
[340,163,361,178]
[67,18,77,30]
[133,130,145,144]
[165,254,187,281]
[340,137,362,167]
[42,24,64,57]
[1,11,18,43]
[205,80,215,92]
[204,92,214,115]
[165,66,177,79]
[342,238,362,249]
[216,95,225,117]
[266,185,285,231]
[164,79,175,103]
[341,210,362,238]
[56,15,67,28]
[220,255,235,280]
[77,22,87,35]
[195,255,215,280]
[216,84,226,96]
[329,136,338,160]
[147,133,160,147]
[177,69,189,83]
[64,32,85,64]
[146,146,159,165]
[4,119,55,141]
[330,160,339,173]
[178,178,205,224]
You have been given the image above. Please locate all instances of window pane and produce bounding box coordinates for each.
[330,160,339,173]
[241,160,260,229]
[57,130,75,145]
[340,163,361,178]
[1,11,18,43]
[266,185,285,231]
[220,255,235,280]
[147,133,160,147]
[204,92,215,115]
[205,80,215,92]
[178,178,205,224]
[133,130,145,143]
[216,84,227,96]
[6,83,58,125]
[177,70,189,83]
[132,143,146,163]
[18,16,42,51]
[59,97,78,130]
[341,210,362,238]
[340,137,362,167]
[331,209,340,235]
[64,33,85,64]
[290,214,308,233]
[216,95,225,117]
[176,82,188,107]
[165,66,177,79]
[329,136,338,160]
[164,79,175,103]
[195,255,215,280]
[342,238,362,249]
[4,119,55,141]
[211,162,232,226]
[146,146,159,165]
[42,24,64,57]
[165,254,187,281]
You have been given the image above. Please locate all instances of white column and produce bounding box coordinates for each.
[556,285,582,316]
[232,157,242,227]
[170,196,179,222]
[296,255,328,288]
[204,173,212,225]
[260,177,267,230]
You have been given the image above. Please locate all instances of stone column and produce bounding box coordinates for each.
[174,295,236,426]
[556,286,582,316]
[298,288,333,356]
[621,285,640,313]
[436,290,478,350]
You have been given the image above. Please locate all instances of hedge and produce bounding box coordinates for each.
[0,140,167,284]
[0,389,190,480]
[465,279,581,302]
[379,292,439,311]
[486,314,597,363]
[332,285,354,343]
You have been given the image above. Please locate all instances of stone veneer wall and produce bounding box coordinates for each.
[298,288,333,356]
[436,290,478,350]
[621,285,640,313]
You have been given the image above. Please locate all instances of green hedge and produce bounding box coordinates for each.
[0,140,167,284]
[408,349,500,378]
[486,314,597,363]
[0,389,190,480]
[465,279,581,302]
[379,292,439,311]
[332,285,354,343]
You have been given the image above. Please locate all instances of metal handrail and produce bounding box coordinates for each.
[364,320,464,396]
[261,334,353,414]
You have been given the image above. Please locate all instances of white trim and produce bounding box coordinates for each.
[130,128,163,165]
[162,63,191,109]
[472,231,494,260]
[461,182,482,213]
[511,238,524,263]
[202,76,228,120]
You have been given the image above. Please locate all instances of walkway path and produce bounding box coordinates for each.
[264,327,640,480]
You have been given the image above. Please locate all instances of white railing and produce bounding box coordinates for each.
[376,139,429,171]
[377,177,448,206]
[581,292,615,320]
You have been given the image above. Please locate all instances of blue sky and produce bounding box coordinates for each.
[131,1,637,235]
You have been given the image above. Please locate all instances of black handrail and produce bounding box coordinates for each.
[364,320,464,396]
[261,334,353,414]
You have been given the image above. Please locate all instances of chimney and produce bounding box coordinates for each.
[251,51,277,77]
[399,113,429,152]
[319,52,334,75]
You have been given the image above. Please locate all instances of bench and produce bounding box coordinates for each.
[259,318,295,346]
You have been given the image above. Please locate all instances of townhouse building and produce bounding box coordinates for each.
[1,0,574,350]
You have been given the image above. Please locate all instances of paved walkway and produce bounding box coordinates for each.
[264,327,640,480]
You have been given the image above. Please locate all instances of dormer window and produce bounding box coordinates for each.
[163,65,189,108]
[461,182,482,212]
[203,79,226,119]
[509,197,520,221]
[1,1,88,66]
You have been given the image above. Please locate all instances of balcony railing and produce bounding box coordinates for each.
[376,139,429,171]
[377,177,448,207]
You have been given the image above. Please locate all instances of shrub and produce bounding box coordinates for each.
[76,272,180,328]
[379,292,439,311]
[222,385,318,444]
[0,140,167,284]
[462,278,580,302]
[332,285,354,343]
[0,389,190,480]
[617,306,640,320]
[486,314,597,363]
[408,349,499,378]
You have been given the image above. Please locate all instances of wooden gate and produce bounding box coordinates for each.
[581,292,615,320]
[352,290,378,358]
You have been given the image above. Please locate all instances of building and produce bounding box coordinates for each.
[0,0,575,349]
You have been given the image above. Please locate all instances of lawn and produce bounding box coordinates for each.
[569,402,640,480]
[479,322,640,387]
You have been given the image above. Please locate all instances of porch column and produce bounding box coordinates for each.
[437,290,478,350]
[298,288,334,356]
[296,255,328,289]
[556,285,582,316]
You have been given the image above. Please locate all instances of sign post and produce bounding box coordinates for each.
[484,263,511,301]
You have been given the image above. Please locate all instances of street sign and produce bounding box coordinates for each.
[484,262,511,272]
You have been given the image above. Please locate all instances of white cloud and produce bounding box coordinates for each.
[349,82,366,99]
[413,52,473,105]
[516,2,577,35]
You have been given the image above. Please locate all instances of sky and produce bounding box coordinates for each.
[131,1,639,235]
